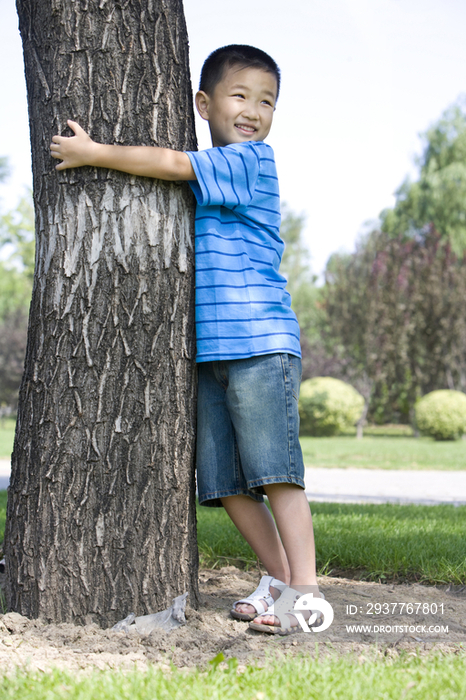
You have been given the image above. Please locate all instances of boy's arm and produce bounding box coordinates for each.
[50,120,196,181]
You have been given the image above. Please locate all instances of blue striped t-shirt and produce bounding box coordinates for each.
[186,141,301,363]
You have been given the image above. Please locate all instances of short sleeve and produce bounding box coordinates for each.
[186,143,261,209]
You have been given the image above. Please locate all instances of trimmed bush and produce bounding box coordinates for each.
[415,390,466,441]
[299,377,364,436]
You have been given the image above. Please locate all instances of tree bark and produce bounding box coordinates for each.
[5,0,199,625]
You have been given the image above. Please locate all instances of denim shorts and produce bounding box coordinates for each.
[196,353,305,507]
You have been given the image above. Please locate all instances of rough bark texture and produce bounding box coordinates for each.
[5,0,199,625]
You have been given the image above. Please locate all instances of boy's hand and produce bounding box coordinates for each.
[50,120,96,170]
[50,119,195,180]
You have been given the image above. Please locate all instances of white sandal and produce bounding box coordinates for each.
[230,575,286,621]
[249,586,325,634]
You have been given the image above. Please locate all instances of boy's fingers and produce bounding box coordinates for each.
[50,120,87,170]
[50,120,86,144]
[67,119,85,136]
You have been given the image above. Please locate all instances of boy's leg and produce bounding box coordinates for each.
[264,483,317,586]
[251,482,321,627]
[221,494,290,582]
[221,494,290,615]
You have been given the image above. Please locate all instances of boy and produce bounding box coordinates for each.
[50,44,324,634]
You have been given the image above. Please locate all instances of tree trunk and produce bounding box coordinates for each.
[5,0,198,625]
[356,398,369,439]
[355,376,373,440]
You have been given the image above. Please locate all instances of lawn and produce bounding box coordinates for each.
[196,500,466,584]
[300,434,466,470]
[1,654,466,700]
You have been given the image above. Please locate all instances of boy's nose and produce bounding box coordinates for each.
[241,101,259,120]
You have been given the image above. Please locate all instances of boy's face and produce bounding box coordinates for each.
[195,65,278,148]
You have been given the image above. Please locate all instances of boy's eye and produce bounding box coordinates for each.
[261,99,273,107]
[233,93,245,99]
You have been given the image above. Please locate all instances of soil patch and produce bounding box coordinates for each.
[1,567,465,673]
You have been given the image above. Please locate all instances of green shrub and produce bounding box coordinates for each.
[299,376,364,436]
[415,389,466,440]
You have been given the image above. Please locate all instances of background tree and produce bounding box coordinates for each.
[5,0,198,624]
[0,308,29,410]
[401,230,466,406]
[323,234,409,434]
[323,228,466,427]
[0,192,34,322]
[381,97,466,254]
[279,206,333,378]
[319,97,466,427]
[0,157,9,183]
[0,167,34,410]
[0,190,35,283]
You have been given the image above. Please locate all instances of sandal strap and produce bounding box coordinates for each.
[233,575,285,615]
[273,586,302,630]
[254,586,324,630]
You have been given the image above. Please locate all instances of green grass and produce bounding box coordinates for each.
[196,501,466,584]
[312,501,466,584]
[1,654,466,699]
[348,424,415,437]
[301,435,466,470]
[0,417,15,459]
[196,502,259,569]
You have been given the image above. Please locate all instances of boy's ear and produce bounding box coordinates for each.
[195,90,210,121]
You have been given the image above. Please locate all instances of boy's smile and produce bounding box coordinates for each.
[195,65,278,148]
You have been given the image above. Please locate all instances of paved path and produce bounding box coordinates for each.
[1,459,466,505]
[304,467,466,506]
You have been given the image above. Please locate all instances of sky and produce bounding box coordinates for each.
[1,0,465,277]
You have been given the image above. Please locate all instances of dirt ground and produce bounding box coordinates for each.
[0,567,465,673]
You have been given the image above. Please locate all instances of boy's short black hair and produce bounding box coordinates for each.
[199,44,281,99]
